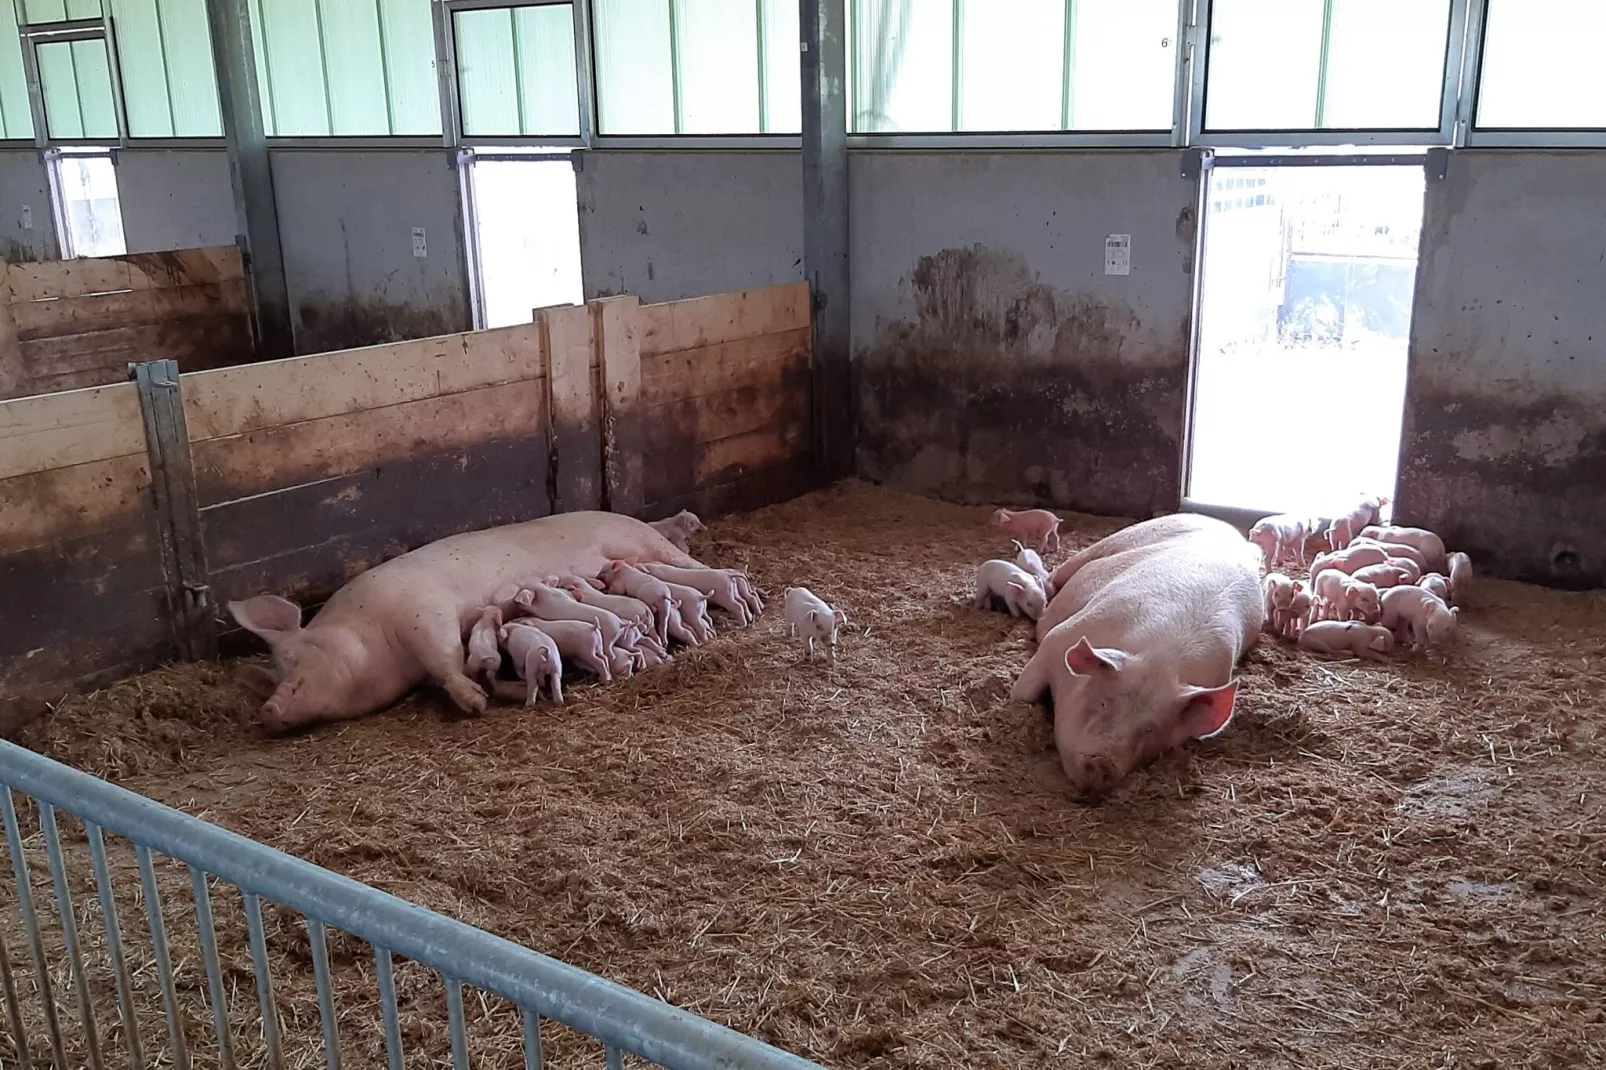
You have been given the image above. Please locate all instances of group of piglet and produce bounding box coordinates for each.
[972,507,1065,621]
[460,511,763,705]
[1253,498,1474,661]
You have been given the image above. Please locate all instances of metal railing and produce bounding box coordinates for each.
[0,740,823,1070]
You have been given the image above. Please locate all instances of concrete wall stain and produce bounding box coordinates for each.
[296,297,463,355]
[858,245,1187,519]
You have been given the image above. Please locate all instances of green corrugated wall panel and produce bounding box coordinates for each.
[377,0,440,135]
[319,0,389,133]
[37,40,83,137]
[257,0,330,134]
[112,0,172,135]
[593,0,674,134]
[157,0,222,135]
[249,0,274,133]
[455,8,519,136]
[0,0,34,138]
[513,4,576,135]
[70,38,117,136]
[22,0,68,21]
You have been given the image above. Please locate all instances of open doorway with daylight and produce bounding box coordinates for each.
[48,149,126,259]
[1185,161,1426,518]
[462,151,583,329]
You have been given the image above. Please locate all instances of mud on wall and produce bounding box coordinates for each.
[1398,151,1606,588]
[0,150,59,262]
[852,151,1197,519]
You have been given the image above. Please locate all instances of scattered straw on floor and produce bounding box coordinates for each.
[5,481,1605,1069]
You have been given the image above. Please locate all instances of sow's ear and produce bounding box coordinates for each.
[1177,680,1240,740]
[227,596,303,643]
[1064,637,1125,676]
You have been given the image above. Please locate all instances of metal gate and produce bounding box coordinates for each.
[0,741,822,1070]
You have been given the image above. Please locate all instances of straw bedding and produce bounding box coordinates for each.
[3,481,1603,1069]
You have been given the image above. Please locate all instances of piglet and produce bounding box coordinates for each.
[1249,514,1310,570]
[784,586,848,663]
[599,561,675,647]
[639,562,752,625]
[1298,620,1395,662]
[1418,573,1452,604]
[1284,586,1313,638]
[1261,573,1302,636]
[649,509,705,551]
[1379,585,1458,651]
[974,560,1047,620]
[990,508,1062,553]
[510,618,611,681]
[1307,545,1387,587]
[1327,496,1388,550]
[1012,540,1051,590]
[558,576,655,634]
[1348,537,1427,571]
[1358,525,1447,573]
[464,605,503,687]
[1446,552,1473,607]
[498,621,563,706]
[1312,571,1381,624]
[515,583,627,652]
[1351,563,1411,590]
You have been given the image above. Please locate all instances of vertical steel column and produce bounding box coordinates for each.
[800,0,853,480]
[205,0,294,359]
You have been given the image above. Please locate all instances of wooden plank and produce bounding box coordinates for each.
[6,258,139,303]
[644,418,810,505]
[0,454,153,554]
[0,270,22,400]
[12,280,248,340]
[645,454,821,523]
[191,376,549,507]
[641,327,810,403]
[0,382,147,479]
[205,434,551,603]
[593,295,643,516]
[183,320,548,441]
[16,315,249,386]
[639,282,810,357]
[642,363,811,452]
[121,246,243,288]
[541,303,601,513]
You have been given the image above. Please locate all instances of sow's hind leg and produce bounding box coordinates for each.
[400,606,489,714]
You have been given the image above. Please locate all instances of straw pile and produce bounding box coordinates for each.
[3,481,1603,1068]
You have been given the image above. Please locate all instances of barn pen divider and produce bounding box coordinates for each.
[0,739,825,1070]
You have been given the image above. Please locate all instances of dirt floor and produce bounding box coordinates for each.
[4,482,1604,1069]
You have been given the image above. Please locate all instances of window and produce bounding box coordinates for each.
[591,0,801,135]
[110,0,223,137]
[249,0,440,136]
[455,3,579,138]
[1476,0,1606,129]
[1203,0,1452,132]
[50,150,125,257]
[0,1,34,139]
[849,0,1177,134]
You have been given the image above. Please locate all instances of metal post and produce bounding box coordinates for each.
[205,0,294,359]
[800,0,853,480]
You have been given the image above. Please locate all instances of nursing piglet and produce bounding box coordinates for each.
[1013,541,1051,590]
[464,605,503,687]
[498,621,563,706]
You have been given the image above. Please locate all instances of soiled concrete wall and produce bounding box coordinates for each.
[271,150,471,354]
[0,149,58,262]
[1399,151,1606,588]
[117,150,237,253]
[576,150,803,303]
[852,150,1197,519]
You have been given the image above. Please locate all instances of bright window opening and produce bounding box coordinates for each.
[51,151,126,258]
[467,154,582,329]
[1476,0,1606,129]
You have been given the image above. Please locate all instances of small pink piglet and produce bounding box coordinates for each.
[990,508,1062,553]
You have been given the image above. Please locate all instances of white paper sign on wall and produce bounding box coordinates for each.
[20,205,31,230]
[412,227,428,258]
[1105,234,1131,276]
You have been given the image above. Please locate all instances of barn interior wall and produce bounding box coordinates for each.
[268,149,472,354]
[850,149,1198,521]
[575,150,804,303]
[1398,149,1606,588]
[116,150,237,253]
[0,149,59,262]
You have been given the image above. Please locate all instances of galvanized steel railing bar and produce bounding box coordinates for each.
[375,946,404,1070]
[85,822,144,1070]
[135,846,190,1070]
[2,789,67,1070]
[243,892,284,1070]
[307,919,340,1070]
[38,803,102,1070]
[522,1007,544,1070]
[0,927,33,1070]
[445,978,469,1070]
[187,866,236,1070]
[0,741,822,1070]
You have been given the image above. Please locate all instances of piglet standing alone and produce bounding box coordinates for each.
[991,508,1062,553]
[974,560,1047,620]
[784,586,848,663]
[1248,514,1309,570]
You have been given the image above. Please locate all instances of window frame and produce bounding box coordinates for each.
[16,14,131,147]
[435,0,589,148]
[1185,0,1469,149]
[1459,0,1606,148]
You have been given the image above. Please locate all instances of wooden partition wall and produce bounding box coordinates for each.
[0,281,815,728]
[0,246,256,402]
